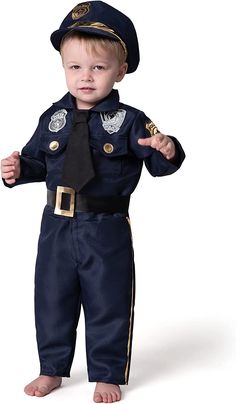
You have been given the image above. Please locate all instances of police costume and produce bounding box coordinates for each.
[4,2,185,385]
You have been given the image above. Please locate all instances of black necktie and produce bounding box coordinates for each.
[62,110,95,192]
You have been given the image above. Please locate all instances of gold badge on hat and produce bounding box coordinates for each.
[145,121,160,137]
[72,3,90,20]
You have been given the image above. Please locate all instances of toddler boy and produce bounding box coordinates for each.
[1,2,185,402]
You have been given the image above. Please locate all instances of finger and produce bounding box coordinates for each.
[150,137,160,149]
[3,151,20,163]
[2,157,16,166]
[12,151,20,156]
[166,149,175,160]
[151,135,169,150]
[161,145,175,159]
[1,158,16,166]
[158,137,169,149]
[4,178,16,185]
[2,171,15,179]
[165,153,175,160]
[138,137,153,146]
[1,160,14,167]
[143,136,161,149]
[1,165,15,173]
[156,133,165,142]
[160,141,171,154]
[11,151,20,159]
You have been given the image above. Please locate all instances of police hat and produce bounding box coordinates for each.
[50,1,139,73]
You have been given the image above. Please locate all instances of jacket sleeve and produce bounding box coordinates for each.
[129,110,185,176]
[3,117,46,188]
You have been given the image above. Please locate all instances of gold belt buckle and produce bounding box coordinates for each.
[54,186,75,217]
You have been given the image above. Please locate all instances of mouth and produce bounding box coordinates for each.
[79,87,95,92]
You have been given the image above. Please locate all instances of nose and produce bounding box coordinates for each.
[80,68,93,82]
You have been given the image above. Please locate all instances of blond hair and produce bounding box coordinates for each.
[60,31,127,66]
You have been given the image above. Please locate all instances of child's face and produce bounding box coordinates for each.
[61,37,128,109]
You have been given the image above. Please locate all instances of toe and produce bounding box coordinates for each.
[24,386,36,396]
[107,392,113,403]
[111,392,117,402]
[102,392,108,403]
[94,392,103,403]
[35,386,48,397]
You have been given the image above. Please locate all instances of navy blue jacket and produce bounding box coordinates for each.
[4,90,185,195]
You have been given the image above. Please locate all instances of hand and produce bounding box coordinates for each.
[138,133,176,160]
[1,151,21,184]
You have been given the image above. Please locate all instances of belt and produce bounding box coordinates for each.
[47,186,130,217]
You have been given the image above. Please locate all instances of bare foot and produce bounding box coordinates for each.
[24,375,62,397]
[93,382,121,403]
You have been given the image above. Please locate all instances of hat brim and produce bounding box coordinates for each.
[50,27,135,73]
[51,27,120,51]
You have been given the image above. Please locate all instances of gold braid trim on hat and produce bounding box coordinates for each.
[67,21,128,58]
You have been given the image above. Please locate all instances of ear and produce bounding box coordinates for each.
[116,63,128,82]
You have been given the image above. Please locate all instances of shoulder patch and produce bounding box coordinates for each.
[145,121,160,137]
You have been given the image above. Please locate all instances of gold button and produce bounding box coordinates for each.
[103,143,114,154]
[49,141,59,151]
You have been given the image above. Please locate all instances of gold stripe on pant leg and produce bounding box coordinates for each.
[124,217,135,384]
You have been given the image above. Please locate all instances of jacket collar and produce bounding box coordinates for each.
[53,89,120,112]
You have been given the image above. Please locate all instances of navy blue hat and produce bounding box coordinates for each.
[50,1,139,73]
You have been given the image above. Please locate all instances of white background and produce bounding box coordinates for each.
[0,0,236,402]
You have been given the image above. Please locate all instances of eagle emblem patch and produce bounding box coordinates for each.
[100,109,126,134]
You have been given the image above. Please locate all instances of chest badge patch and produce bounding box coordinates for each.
[100,109,126,134]
[49,109,67,132]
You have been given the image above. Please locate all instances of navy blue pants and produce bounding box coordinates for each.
[35,205,135,385]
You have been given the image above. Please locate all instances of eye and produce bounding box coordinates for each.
[71,65,80,70]
[93,65,105,71]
